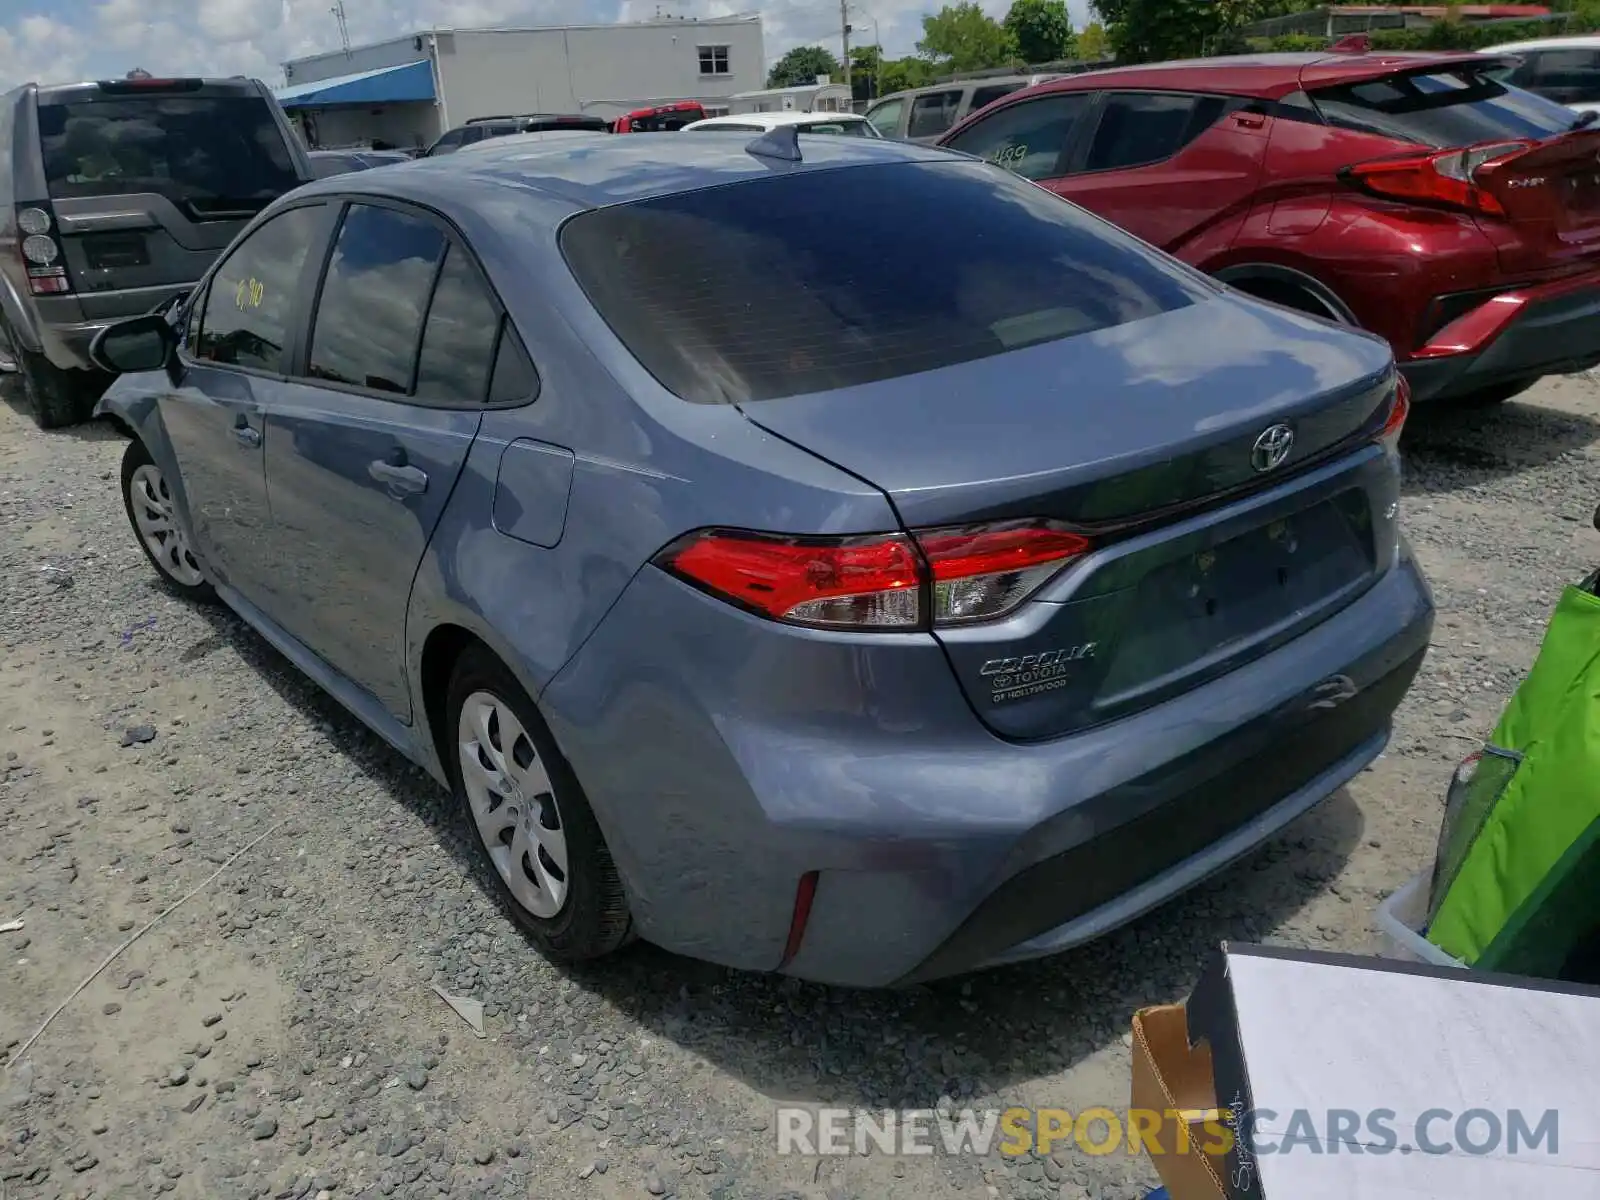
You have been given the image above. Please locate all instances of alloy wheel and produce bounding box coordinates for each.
[457,690,570,919]
[128,463,205,587]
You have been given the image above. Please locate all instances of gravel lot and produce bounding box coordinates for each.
[3,371,1599,1200]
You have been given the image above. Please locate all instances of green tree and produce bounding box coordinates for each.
[1097,0,1269,63]
[879,55,937,95]
[767,44,841,88]
[1003,0,1076,64]
[1076,20,1110,58]
[917,3,1019,72]
[850,44,883,101]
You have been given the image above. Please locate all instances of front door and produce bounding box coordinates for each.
[162,201,332,597]
[260,201,508,720]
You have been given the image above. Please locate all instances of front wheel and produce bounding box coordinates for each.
[447,646,632,962]
[120,439,216,602]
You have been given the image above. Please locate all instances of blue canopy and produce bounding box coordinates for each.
[275,60,434,110]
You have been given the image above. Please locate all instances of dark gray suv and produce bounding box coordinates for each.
[0,75,313,428]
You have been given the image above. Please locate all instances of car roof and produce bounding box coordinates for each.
[682,111,871,130]
[288,130,957,212]
[456,130,611,152]
[34,76,267,102]
[1480,34,1600,52]
[1025,49,1509,98]
[868,75,1053,106]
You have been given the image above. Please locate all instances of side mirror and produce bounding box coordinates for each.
[89,313,175,375]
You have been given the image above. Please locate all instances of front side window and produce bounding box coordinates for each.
[1309,67,1575,147]
[1084,92,1224,173]
[865,97,906,137]
[307,204,444,395]
[560,160,1208,405]
[429,129,465,156]
[414,245,508,406]
[943,93,1093,181]
[699,45,731,75]
[195,204,327,373]
[908,91,963,138]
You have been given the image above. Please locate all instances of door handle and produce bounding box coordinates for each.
[1231,112,1266,129]
[369,456,429,495]
[232,416,261,448]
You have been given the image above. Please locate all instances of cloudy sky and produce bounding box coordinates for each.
[0,0,1094,93]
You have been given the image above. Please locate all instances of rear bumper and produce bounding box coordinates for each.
[1402,268,1600,402]
[542,539,1434,988]
[33,285,191,372]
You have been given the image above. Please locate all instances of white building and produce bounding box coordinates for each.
[276,16,765,151]
[730,79,853,115]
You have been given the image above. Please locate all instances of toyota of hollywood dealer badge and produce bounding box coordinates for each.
[979,643,1098,703]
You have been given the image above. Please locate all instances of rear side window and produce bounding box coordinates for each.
[559,160,1207,405]
[1084,92,1227,172]
[943,93,1094,181]
[970,83,1023,113]
[1309,67,1575,147]
[308,204,444,394]
[908,91,963,138]
[37,95,300,210]
[414,245,505,406]
[796,120,874,136]
[196,203,327,373]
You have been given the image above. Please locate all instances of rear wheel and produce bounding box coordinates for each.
[17,348,100,430]
[447,646,632,962]
[0,319,17,375]
[1225,276,1353,326]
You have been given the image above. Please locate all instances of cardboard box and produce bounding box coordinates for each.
[1133,942,1600,1199]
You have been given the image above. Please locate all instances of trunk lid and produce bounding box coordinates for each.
[743,293,1399,741]
[1473,129,1600,274]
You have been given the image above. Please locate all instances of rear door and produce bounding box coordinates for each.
[35,80,307,322]
[259,199,511,721]
[1047,90,1270,254]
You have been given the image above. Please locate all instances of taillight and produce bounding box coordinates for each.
[1378,373,1410,454]
[655,519,1092,631]
[1342,141,1530,217]
[15,203,71,296]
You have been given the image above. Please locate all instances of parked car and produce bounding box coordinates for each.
[423,114,609,157]
[91,133,1430,987]
[308,148,414,178]
[455,130,611,154]
[1481,35,1600,114]
[611,101,706,132]
[680,111,880,137]
[864,75,1062,142]
[0,75,313,428]
[937,50,1600,406]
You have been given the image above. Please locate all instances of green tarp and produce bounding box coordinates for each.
[1427,584,1600,975]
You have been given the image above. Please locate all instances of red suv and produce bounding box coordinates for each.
[937,50,1600,405]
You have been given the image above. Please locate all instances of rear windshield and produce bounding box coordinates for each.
[559,159,1206,404]
[38,95,301,211]
[1309,66,1577,147]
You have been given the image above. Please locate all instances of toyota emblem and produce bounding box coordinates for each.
[1251,424,1295,473]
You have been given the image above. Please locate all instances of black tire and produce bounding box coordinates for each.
[120,439,217,602]
[1225,277,1353,326]
[18,347,98,430]
[446,646,632,961]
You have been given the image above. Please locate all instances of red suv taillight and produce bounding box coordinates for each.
[1378,373,1410,454]
[15,203,71,296]
[655,519,1093,631]
[1342,141,1531,217]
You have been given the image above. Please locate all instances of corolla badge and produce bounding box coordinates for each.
[1250,424,1295,474]
[981,644,1097,705]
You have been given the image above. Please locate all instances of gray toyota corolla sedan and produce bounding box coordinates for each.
[91,130,1433,987]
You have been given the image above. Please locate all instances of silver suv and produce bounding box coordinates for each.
[0,75,313,428]
[863,75,1064,143]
